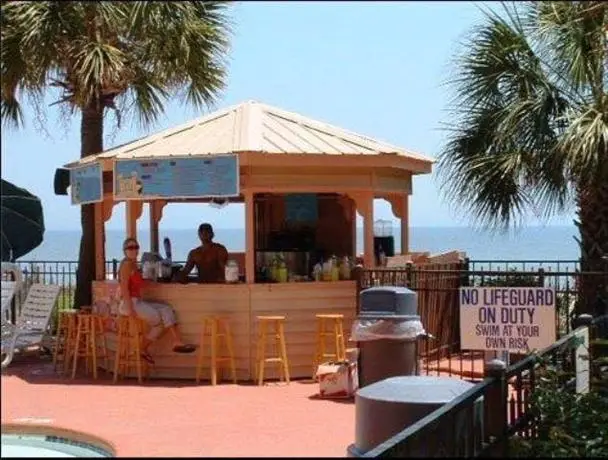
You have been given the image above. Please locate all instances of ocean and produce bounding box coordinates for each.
[22,226,580,263]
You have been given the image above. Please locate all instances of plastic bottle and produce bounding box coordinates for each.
[379,246,387,267]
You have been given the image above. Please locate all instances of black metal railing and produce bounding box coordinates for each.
[357,265,602,366]
[467,259,580,274]
[362,314,608,457]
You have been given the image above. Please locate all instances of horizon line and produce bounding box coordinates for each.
[45,224,577,232]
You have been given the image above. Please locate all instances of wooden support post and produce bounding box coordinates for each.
[349,192,374,268]
[484,359,508,457]
[94,202,105,281]
[351,198,358,260]
[126,201,143,240]
[149,201,167,254]
[381,192,409,256]
[364,202,374,268]
[401,195,409,255]
[244,191,256,284]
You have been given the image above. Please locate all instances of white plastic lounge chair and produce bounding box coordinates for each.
[1,262,22,320]
[1,283,61,369]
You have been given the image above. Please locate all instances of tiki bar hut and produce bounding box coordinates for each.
[58,100,434,381]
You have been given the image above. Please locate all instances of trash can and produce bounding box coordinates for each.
[347,376,484,457]
[352,286,425,388]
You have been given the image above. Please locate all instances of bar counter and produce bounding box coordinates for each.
[92,280,357,381]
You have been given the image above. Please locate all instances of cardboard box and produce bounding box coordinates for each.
[316,361,359,399]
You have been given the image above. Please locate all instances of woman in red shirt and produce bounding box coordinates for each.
[118,237,195,364]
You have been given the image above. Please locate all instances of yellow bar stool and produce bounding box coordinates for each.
[91,313,110,372]
[53,309,78,374]
[113,316,149,384]
[70,312,99,379]
[255,315,290,386]
[195,316,237,385]
[312,314,347,379]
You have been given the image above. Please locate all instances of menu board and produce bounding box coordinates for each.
[113,155,239,200]
[285,194,318,222]
[70,163,103,205]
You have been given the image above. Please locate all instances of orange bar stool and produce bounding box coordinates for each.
[195,316,237,385]
[113,316,149,384]
[312,314,347,379]
[70,312,100,379]
[91,313,110,372]
[255,316,290,386]
[52,309,78,373]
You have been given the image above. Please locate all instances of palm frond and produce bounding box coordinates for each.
[558,107,608,182]
[438,1,605,230]
[1,1,233,130]
[1,97,24,128]
[532,1,606,99]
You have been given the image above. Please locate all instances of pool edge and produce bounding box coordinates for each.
[1,423,117,457]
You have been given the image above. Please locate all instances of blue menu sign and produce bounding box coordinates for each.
[70,163,103,205]
[285,194,318,222]
[113,155,239,200]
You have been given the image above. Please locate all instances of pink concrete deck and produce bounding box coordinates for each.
[1,353,354,457]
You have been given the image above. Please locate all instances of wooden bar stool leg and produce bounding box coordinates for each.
[63,315,76,375]
[338,321,346,361]
[90,318,98,380]
[210,319,218,386]
[224,321,237,384]
[333,320,342,362]
[132,318,143,384]
[312,318,323,379]
[53,314,66,370]
[274,322,284,382]
[113,319,124,383]
[320,318,327,361]
[195,320,207,384]
[71,320,83,379]
[96,316,109,371]
[278,321,290,383]
[257,321,267,386]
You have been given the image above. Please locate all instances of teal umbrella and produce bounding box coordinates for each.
[1,179,45,262]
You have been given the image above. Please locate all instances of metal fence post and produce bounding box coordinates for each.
[537,268,545,287]
[112,258,118,279]
[405,262,413,288]
[483,359,508,457]
[461,257,470,288]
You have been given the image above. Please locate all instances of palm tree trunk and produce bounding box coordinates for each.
[73,101,103,309]
[576,178,608,317]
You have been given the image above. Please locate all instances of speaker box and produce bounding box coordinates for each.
[54,168,70,195]
[374,236,395,261]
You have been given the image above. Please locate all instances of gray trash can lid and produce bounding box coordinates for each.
[361,286,416,295]
[357,376,476,405]
[357,313,421,321]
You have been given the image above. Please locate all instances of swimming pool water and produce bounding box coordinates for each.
[1,433,113,457]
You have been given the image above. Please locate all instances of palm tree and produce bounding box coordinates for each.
[438,1,607,316]
[1,1,232,308]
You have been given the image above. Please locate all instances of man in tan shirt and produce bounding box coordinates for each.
[178,223,228,283]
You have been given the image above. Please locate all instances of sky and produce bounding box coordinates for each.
[0,1,576,231]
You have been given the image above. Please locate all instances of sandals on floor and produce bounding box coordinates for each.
[141,352,155,365]
[173,344,197,354]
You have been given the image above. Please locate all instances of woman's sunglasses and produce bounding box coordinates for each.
[125,245,140,251]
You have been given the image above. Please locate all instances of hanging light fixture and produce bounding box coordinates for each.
[209,197,229,209]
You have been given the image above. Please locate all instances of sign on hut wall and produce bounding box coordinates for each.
[70,163,103,205]
[113,154,239,200]
[459,287,556,352]
[285,194,318,223]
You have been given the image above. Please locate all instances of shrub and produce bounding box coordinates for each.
[509,352,608,457]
